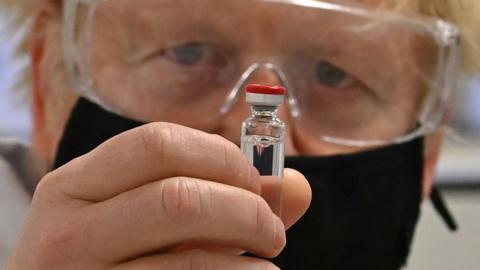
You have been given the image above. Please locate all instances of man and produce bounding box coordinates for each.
[2,0,480,269]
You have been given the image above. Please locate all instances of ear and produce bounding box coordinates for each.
[29,1,62,164]
[423,131,444,199]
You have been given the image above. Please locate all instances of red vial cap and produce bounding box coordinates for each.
[246,84,286,96]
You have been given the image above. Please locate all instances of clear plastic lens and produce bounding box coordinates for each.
[64,0,460,145]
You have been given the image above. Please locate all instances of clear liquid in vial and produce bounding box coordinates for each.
[241,135,284,177]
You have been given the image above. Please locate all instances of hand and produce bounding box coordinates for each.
[8,123,311,270]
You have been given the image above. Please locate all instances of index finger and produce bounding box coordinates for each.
[47,122,260,201]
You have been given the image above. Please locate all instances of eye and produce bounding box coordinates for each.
[315,61,353,88]
[165,42,211,66]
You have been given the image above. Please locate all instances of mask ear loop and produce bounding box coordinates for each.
[219,63,301,118]
[430,186,458,232]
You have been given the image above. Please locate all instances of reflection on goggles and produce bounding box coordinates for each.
[64,0,459,145]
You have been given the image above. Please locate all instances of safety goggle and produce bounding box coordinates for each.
[63,0,461,147]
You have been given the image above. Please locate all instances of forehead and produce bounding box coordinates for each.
[117,0,397,10]
[101,0,403,20]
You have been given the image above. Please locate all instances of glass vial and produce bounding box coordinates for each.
[241,84,286,177]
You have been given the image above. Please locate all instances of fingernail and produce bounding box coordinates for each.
[273,215,286,252]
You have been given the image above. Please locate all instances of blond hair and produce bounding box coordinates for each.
[397,0,480,74]
[1,0,480,89]
[1,0,36,54]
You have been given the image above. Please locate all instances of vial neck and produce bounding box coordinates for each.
[251,105,279,118]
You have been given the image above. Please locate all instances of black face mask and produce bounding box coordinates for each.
[54,98,452,270]
[273,141,423,270]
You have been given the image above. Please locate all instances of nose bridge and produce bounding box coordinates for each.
[249,63,283,85]
[220,62,299,117]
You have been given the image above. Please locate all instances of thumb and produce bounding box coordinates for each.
[260,168,312,229]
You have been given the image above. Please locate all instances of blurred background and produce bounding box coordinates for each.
[0,8,479,270]
[0,12,29,143]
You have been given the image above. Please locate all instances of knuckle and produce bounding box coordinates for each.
[214,134,242,167]
[213,134,253,186]
[212,133,237,152]
[219,137,237,167]
[32,172,60,205]
[137,122,175,161]
[157,178,206,223]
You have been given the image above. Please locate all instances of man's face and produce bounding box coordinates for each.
[32,0,443,196]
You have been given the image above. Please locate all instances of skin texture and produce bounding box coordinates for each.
[9,0,443,268]
[9,123,311,269]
